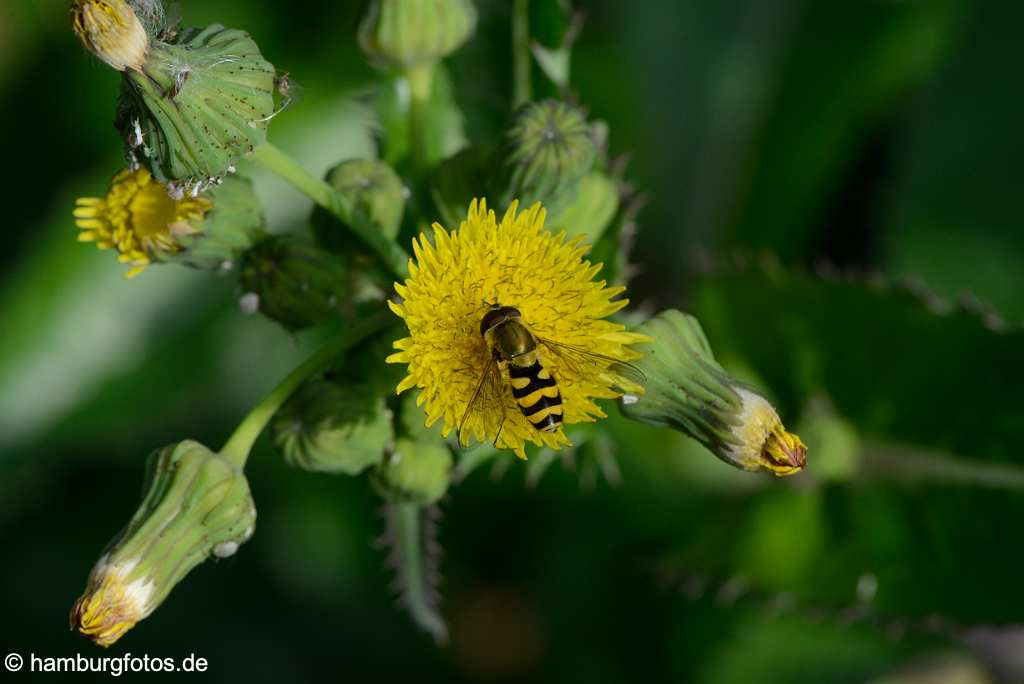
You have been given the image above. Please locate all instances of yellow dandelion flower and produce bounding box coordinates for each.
[387,198,648,459]
[74,168,211,277]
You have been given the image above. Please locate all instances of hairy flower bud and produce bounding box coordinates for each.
[115,24,277,196]
[620,310,807,476]
[373,438,453,505]
[273,379,393,475]
[313,158,405,253]
[70,441,256,647]
[70,0,149,72]
[358,0,477,71]
[495,100,596,212]
[239,235,351,331]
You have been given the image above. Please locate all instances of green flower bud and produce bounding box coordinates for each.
[70,0,149,72]
[312,158,405,253]
[620,310,807,476]
[239,235,350,331]
[358,0,477,71]
[546,170,619,243]
[70,441,256,647]
[272,379,393,475]
[495,99,596,212]
[373,438,452,505]
[115,24,276,196]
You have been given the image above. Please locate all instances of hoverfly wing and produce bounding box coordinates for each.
[457,354,509,447]
[534,337,646,393]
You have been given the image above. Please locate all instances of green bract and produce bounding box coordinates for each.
[273,379,393,475]
[116,24,276,196]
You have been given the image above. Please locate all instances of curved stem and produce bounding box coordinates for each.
[248,142,410,278]
[220,312,393,468]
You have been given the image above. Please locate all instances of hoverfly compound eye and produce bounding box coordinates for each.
[479,308,504,337]
[499,306,522,318]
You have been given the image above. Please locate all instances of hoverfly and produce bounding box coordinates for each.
[458,303,644,447]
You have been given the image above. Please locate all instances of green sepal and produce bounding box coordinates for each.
[117,24,276,195]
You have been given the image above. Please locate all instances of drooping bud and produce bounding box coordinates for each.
[115,24,277,196]
[74,169,263,277]
[70,441,256,647]
[545,170,619,243]
[312,158,405,254]
[494,99,596,212]
[619,310,807,476]
[70,0,149,72]
[358,0,477,71]
[239,235,350,331]
[272,379,393,475]
[373,438,453,505]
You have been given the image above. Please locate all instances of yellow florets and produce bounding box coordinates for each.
[387,199,648,459]
[74,168,211,277]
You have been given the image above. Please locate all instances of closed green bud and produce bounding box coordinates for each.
[313,159,405,253]
[272,379,393,475]
[358,0,477,71]
[620,310,807,477]
[495,99,596,212]
[546,170,619,243]
[115,24,276,196]
[373,438,452,505]
[239,235,350,331]
[70,440,256,647]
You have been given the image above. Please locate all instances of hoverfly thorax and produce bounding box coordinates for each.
[480,305,537,360]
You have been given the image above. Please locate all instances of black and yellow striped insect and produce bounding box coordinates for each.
[458,303,644,446]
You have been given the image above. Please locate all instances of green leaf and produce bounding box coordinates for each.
[691,265,1022,464]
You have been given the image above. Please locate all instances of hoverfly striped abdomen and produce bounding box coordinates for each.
[508,359,564,432]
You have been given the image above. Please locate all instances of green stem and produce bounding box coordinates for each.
[248,143,410,278]
[512,0,532,107]
[220,312,393,468]
[862,443,1024,491]
[405,63,435,178]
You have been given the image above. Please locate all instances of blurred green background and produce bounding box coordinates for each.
[2,1,1023,682]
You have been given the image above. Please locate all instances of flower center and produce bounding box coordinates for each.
[129,181,180,239]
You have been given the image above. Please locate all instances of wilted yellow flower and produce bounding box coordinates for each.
[69,556,154,647]
[74,168,211,277]
[387,199,647,459]
[69,0,149,72]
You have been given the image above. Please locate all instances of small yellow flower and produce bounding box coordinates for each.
[69,0,149,72]
[74,168,211,277]
[69,556,154,648]
[387,199,647,459]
